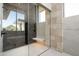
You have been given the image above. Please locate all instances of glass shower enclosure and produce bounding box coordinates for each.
[1,3,51,56]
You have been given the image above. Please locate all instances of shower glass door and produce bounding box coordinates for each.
[2,4,17,51]
[1,3,51,56]
[2,4,27,52]
[28,4,51,56]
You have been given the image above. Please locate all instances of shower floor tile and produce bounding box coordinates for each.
[2,43,48,56]
[0,44,71,56]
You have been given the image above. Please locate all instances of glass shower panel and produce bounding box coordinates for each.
[15,3,28,56]
[29,4,51,56]
[28,3,37,56]
[1,3,51,56]
[2,4,17,51]
[16,10,26,47]
[17,10,25,31]
[45,9,51,48]
[2,4,28,56]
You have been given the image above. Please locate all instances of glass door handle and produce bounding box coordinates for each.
[1,32,6,36]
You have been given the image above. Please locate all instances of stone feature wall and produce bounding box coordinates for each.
[51,3,64,52]
[45,10,51,47]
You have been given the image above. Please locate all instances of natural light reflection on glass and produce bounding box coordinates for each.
[2,10,25,31]
[17,11,25,31]
[2,10,16,31]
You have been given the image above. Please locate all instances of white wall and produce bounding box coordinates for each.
[63,15,79,56]
[0,3,3,53]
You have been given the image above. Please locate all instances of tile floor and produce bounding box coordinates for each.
[0,45,71,56]
[40,48,71,56]
[2,43,48,56]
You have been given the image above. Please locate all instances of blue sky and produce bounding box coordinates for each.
[2,10,24,28]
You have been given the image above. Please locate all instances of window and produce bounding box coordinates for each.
[39,6,46,23]
[39,10,45,23]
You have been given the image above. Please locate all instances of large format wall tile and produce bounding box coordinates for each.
[51,3,64,52]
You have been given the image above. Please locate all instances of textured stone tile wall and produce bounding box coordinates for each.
[45,9,51,47]
[51,3,64,52]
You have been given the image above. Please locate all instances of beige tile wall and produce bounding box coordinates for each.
[51,3,64,52]
[45,9,51,47]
